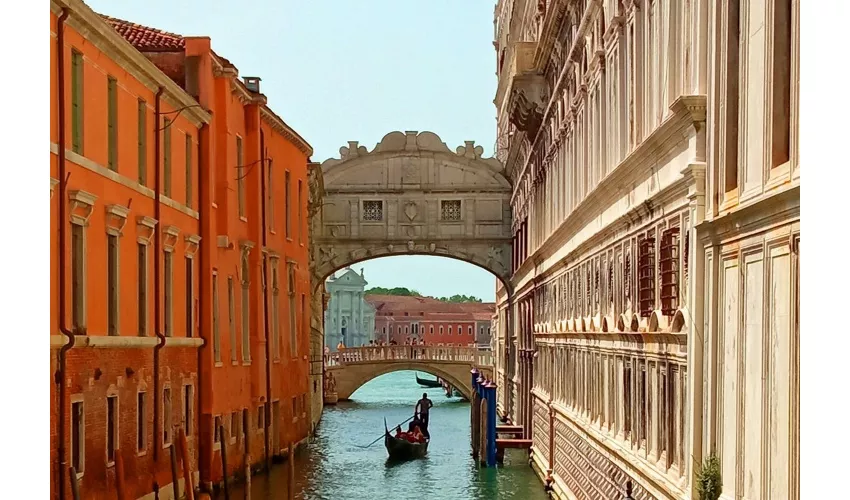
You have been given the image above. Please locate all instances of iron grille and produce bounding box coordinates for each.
[638,237,656,318]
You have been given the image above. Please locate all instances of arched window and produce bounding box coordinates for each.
[448,326,452,335]
[429,325,434,334]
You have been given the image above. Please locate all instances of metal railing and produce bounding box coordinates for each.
[324,345,494,368]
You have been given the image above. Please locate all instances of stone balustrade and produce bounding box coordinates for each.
[324,345,493,368]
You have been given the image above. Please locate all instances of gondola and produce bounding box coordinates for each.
[384,419,429,460]
[415,373,441,388]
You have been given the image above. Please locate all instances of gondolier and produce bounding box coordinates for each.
[414,393,433,438]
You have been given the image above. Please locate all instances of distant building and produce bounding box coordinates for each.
[367,295,494,347]
[324,268,376,350]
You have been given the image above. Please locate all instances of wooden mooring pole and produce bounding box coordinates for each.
[68,466,81,500]
[170,442,181,499]
[219,425,230,500]
[178,428,195,500]
[244,454,252,500]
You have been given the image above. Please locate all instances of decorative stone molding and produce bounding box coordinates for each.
[68,189,97,225]
[239,240,256,252]
[136,216,158,245]
[261,107,314,157]
[104,204,130,236]
[508,75,548,137]
[184,234,201,258]
[50,177,59,199]
[162,225,180,252]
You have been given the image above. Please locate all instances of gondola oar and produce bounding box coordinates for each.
[354,415,416,449]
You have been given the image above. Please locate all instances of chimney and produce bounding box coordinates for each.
[360,268,365,278]
[243,76,261,93]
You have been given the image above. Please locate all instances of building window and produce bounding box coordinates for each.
[292,396,298,421]
[183,384,193,436]
[138,243,148,336]
[71,49,84,154]
[185,134,193,208]
[285,171,291,238]
[163,387,172,446]
[430,325,434,334]
[298,180,303,243]
[448,326,452,335]
[268,159,275,230]
[163,118,172,197]
[228,276,236,363]
[405,326,409,334]
[772,0,792,169]
[185,256,194,337]
[288,263,297,356]
[272,261,281,359]
[237,136,245,217]
[71,223,85,333]
[468,326,473,335]
[301,294,307,351]
[164,251,173,336]
[71,399,84,473]
[362,200,383,221]
[242,408,250,448]
[107,76,118,171]
[258,406,265,432]
[241,252,251,362]
[213,273,221,362]
[659,228,680,316]
[138,99,147,185]
[107,234,119,335]
[722,0,741,198]
[137,391,147,452]
[230,412,238,444]
[440,200,462,221]
[214,416,222,444]
[440,326,444,335]
[623,360,632,438]
[107,395,117,464]
[638,236,656,317]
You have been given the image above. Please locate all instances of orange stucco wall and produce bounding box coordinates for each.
[50,6,313,499]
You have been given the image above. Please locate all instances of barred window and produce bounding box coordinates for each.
[659,228,680,316]
[638,237,656,317]
[362,200,383,221]
[440,200,462,221]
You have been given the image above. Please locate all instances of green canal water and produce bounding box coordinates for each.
[220,370,549,500]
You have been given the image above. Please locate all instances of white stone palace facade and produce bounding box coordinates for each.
[324,268,376,350]
[491,1,799,499]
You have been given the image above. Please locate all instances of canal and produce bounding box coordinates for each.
[219,370,548,499]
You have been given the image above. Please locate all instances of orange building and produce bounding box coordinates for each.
[368,295,495,347]
[50,1,314,498]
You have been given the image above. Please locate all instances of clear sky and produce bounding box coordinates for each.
[89,0,500,302]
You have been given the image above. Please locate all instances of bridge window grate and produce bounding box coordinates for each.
[440,200,462,221]
[362,200,383,221]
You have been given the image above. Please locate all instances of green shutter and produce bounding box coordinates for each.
[107,77,118,171]
[163,119,171,197]
[71,50,84,154]
[185,134,193,208]
[138,100,147,185]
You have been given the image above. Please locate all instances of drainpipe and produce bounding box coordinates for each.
[153,87,166,463]
[56,10,75,500]
[196,122,209,488]
[259,129,273,470]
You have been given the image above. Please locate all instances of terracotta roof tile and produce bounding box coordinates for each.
[100,15,185,51]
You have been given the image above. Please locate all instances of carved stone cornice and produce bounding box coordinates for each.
[260,107,314,157]
[50,177,59,199]
[136,216,157,245]
[507,74,548,138]
[669,95,708,123]
[68,189,97,225]
[104,204,130,236]
[184,234,201,257]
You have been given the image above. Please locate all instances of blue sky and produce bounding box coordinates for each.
[89,0,499,301]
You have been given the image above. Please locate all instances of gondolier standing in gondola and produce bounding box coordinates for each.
[414,392,433,438]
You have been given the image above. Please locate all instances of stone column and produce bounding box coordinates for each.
[336,291,342,346]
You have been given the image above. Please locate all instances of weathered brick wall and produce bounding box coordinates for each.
[55,345,198,500]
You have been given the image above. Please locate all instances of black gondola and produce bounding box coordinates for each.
[415,373,441,388]
[384,418,429,460]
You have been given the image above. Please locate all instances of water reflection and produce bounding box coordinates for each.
[218,371,547,500]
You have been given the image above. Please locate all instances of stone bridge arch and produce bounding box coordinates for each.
[327,361,473,401]
[308,130,513,289]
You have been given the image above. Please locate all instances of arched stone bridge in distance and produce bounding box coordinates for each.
[325,345,494,401]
